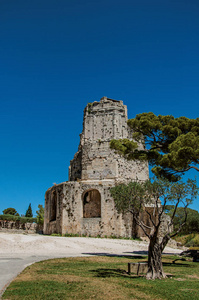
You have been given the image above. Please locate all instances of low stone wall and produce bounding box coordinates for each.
[0,220,43,234]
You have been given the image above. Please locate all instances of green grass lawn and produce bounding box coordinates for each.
[3,255,199,300]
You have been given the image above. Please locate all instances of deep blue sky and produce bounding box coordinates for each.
[0,0,199,216]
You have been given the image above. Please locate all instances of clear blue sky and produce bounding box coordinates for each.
[0,0,199,216]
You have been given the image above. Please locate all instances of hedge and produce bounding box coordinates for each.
[0,214,37,223]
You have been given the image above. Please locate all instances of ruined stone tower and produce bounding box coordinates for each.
[69,97,148,182]
[44,97,149,237]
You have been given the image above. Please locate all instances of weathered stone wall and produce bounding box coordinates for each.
[44,97,150,237]
[0,220,41,234]
[69,97,149,182]
[44,180,132,237]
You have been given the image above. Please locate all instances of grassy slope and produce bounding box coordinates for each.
[174,233,199,248]
[3,255,199,300]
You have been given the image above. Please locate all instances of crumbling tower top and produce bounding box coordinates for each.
[82,96,128,142]
[69,97,149,182]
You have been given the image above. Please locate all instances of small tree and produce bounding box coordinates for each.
[110,178,198,279]
[25,203,33,218]
[3,207,19,216]
[36,204,44,225]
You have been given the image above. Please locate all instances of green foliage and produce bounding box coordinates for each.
[0,214,20,221]
[165,206,199,234]
[50,233,62,236]
[3,207,19,216]
[188,234,199,247]
[175,233,199,248]
[110,178,198,239]
[110,181,146,214]
[110,113,199,180]
[64,233,81,237]
[19,217,37,224]
[0,214,36,223]
[25,203,33,218]
[87,102,93,114]
[110,139,138,159]
[36,204,44,225]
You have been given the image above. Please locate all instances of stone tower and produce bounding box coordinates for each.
[69,97,148,182]
[44,97,149,237]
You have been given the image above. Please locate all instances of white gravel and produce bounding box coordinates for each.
[0,232,182,257]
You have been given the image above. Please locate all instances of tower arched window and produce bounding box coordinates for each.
[83,189,101,218]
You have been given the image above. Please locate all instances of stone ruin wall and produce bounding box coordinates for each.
[44,180,136,237]
[0,220,41,234]
[44,97,151,237]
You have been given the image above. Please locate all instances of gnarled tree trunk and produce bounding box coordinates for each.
[146,235,167,279]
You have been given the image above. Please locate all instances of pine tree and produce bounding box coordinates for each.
[110,113,199,181]
[25,203,33,218]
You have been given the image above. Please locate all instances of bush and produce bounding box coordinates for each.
[3,208,19,215]
[19,217,37,224]
[0,214,36,223]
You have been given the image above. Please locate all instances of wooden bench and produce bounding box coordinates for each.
[128,262,148,275]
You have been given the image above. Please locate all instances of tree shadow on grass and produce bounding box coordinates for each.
[124,250,183,256]
[162,261,193,268]
[90,267,178,279]
[90,268,143,279]
[82,252,146,260]
[124,250,148,255]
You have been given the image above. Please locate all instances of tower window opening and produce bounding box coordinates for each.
[83,189,101,218]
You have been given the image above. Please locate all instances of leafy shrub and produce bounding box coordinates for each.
[0,214,36,223]
[51,233,62,236]
[19,217,37,224]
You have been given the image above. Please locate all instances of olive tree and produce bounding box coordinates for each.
[110,178,198,279]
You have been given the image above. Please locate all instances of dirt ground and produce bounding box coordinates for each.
[0,232,182,256]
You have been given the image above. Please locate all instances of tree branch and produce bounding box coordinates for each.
[168,198,180,228]
[145,208,156,228]
[170,205,188,238]
[130,212,150,238]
